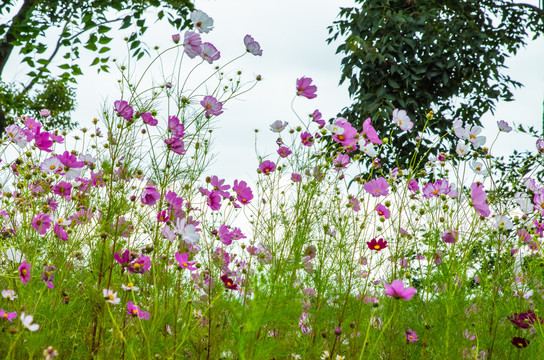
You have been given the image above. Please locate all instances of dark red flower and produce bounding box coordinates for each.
[508,310,543,329]
[511,337,530,348]
[220,274,238,290]
[367,238,387,251]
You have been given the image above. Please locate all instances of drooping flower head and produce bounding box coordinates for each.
[141,186,161,206]
[296,77,317,99]
[183,31,202,58]
[244,35,262,56]
[361,118,382,144]
[470,182,491,217]
[375,204,390,219]
[200,42,220,64]
[114,100,134,121]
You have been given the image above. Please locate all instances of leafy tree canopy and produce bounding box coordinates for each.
[0,0,195,133]
[328,0,544,173]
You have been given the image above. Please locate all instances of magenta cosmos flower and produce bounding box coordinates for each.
[19,261,31,285]
[384,279,417,300]
[470,182,491,217]
[296,77,317,99]
[126,301,150,320]
[364,177,390,197]
[141,186,161,206]
[360,118,382,145]
[200,95,223,117]
[0,309,17,322]
[175,252,197,271]
[141,112,158,126]
[233,180,253,205]
[258,160,276,175]
[31,213,52,235]
[405,329,418,342]
[114,100,134,121]
[375,204,390,219]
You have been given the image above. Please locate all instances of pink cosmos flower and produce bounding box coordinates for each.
[258,160,276,175]
[200,95,223,116]
[300,132,314,146]
[175,252,198,271]
[114,250,132,266]
[19,261,31,284]
[172,33,180,44]
[312,109,325,128]
[233,180,253,205]
[291,173,302,182]
[392,109,414,131]
[56,151,85,180]
[114,100,134,121]
[422,180,451,198]
[364,177,390,197]
[348,196,360,212]
[34,131,53,152]
[361,118,382,144]
[408,179,419,192]
[442,229,458,244]
[375,204,390,219]
[332,117,358,149]
[31,213,52,235]
[54,223,68,241]
[41,265,55,289]
[277,146,292,158]
[384,279,417,300]
[141,186,161,206]
[470,183,491,217]
[209,176,230,198]
[128,255,151,274]
[53,181,72,200]
[333,154,350,171]
[296,77,317,99]
[39,109,50,117]
[168,116,185,138]
[206,190,222,211]
[141,112,158,126]
[165,137,185,155]
[244,34,262,56]
[183,31,202,58]
[0,309,17,322]
[405,329,418,342]
[497,120,512,133]
[126,301,150,319]
[200,42,220,64]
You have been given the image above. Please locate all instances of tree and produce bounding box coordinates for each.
[328,0,544,173]
[0,0,195,134]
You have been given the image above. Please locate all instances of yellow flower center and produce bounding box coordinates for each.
[133,263,141,270]
[206,104,211,109]
[49,165,56,170]
[433,189,439,195]
[183,262,188,267]
[45,271,51,277]
[374,245,380,250]
[132,309,138,314]
[2,313,7,318]
[22,269,27,276]
[108,294,114,301]
[127,283,133,288]
[338,135,345,141]
[470,134,476,139]
[399,120,402,125]
[196,21,202,27]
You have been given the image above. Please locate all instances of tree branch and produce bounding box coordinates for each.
[0,0,36,78]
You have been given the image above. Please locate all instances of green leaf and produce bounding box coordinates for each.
[98,47,110,54]
[98,36,112,45]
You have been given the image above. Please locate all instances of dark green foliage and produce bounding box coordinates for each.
[0,0,195,132]
[328,0,544,172]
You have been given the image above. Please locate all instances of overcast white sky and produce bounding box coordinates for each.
[4,0,544,184]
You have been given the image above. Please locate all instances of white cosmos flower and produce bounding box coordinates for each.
[175,218,200,244]
[456,142,470,156]
[469,160,487,175]
[190,10,214,33]
[494,215,513,230]
[269,120,288,133]
[21,312,39,331]
[392,108,413,131]
[325,124,344,135]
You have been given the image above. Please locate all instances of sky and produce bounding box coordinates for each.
[3,0,544,185]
